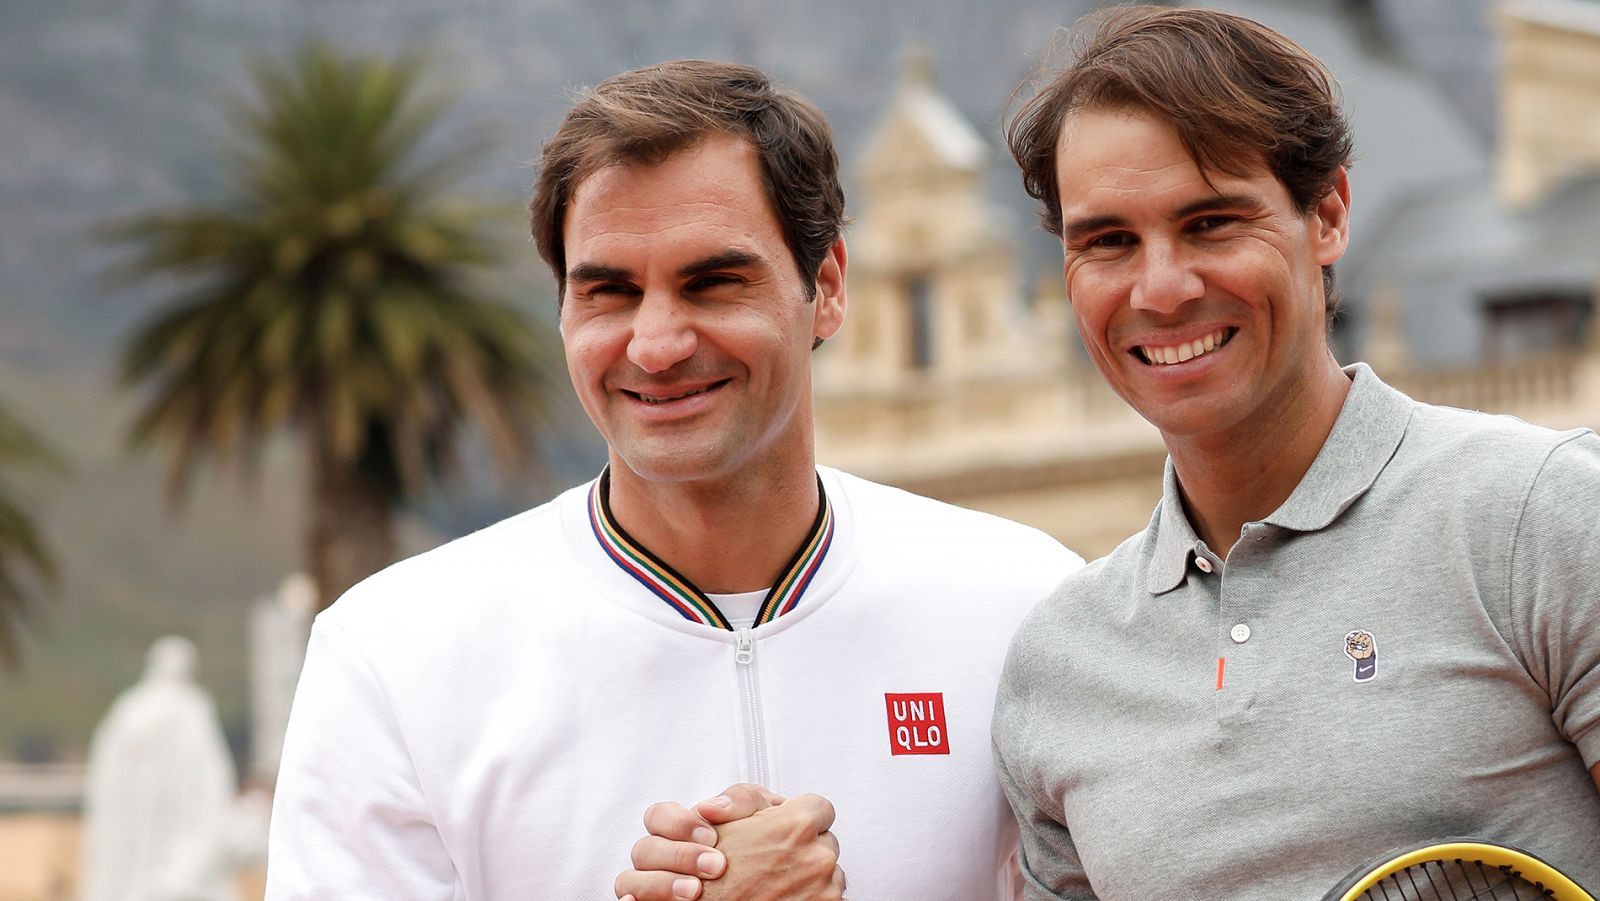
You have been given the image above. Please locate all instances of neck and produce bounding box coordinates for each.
[1166,359,1352,558]
[606,457,821,594]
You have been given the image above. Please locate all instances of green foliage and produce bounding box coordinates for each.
[106,44,554,501]
[0,401,64,670]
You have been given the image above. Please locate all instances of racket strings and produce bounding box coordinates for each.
[1358,859,1558,901]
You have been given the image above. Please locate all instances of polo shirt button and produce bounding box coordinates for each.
[1230,623,1251,643]
[1195,557,1214,573]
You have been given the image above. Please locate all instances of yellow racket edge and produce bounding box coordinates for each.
[1333,840,1597,901]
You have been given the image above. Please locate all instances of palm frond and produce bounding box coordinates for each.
[109,41,561,524]
[0,401,65,671]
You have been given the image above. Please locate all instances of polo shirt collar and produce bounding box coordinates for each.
[1263,363,1414,532]
[1144,363,1414,595]
[1146,459,1203,595]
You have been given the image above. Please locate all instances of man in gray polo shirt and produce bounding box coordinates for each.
[992,6,1600,898]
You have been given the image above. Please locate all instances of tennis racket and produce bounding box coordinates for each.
[1322,839,1596,901]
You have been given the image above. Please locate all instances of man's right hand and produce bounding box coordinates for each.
[614,784,845,901]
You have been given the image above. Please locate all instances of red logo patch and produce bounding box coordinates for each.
[884,692,949,755]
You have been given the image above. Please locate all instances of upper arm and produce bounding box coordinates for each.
[991,741,1095,901]
[992,645,1097,901]
[1508,433,1600,771]
[265,619,458,900]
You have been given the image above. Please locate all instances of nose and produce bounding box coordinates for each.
[626,291,697,373]
[1129,240,1203,314]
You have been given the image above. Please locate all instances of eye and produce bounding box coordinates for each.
[577,282,640,304]
[687,274,741,291]
[1192,215,1238,232]
[1087,231,1135,250]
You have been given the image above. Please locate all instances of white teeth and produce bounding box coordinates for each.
[1139,328,1231,366]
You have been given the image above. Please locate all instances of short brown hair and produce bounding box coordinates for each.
[1007,6,1354,310]
[530,60,845,304]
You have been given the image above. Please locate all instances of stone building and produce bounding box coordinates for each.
[815,0,1600,559]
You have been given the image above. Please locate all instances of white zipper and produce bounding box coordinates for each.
[734,627,770,788]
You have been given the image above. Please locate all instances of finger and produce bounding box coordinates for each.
[694,782,786,825]
[614,870,703,901]
[819,830,840,860]
[642,801,718,846]
[832,863,847,895]
[782,792,838,833]
[629,835,726,878]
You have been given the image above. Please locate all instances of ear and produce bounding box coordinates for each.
[1311,167,1351,267]
[811,237,847,342]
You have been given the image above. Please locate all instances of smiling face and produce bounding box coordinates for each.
[559,133,845,487]
[1055,107,1349,446]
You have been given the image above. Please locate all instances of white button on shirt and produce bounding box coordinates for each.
[1230,623,1251,643]
[1195,556,1214,573]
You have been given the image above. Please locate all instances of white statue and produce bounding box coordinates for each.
[79,635,237,901]
[248,573,313,785]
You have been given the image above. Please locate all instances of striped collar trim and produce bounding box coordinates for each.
[588,469,835,630]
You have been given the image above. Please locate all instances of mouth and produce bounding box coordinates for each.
[1133,327,1236,366]
[623,380,730,405]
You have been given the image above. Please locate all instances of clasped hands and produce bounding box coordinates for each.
[614,783,846,901]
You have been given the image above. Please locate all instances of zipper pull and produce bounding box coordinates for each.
[735,627,754,665]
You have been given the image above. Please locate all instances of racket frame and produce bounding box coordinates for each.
[1329,840,1596,901]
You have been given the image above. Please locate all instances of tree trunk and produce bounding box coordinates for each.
[307,440,397,613]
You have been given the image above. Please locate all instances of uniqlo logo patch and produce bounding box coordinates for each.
[885,692,949,755]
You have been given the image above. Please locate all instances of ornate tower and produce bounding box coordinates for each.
[817,49,1038,391]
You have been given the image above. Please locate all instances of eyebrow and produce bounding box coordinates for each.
[566,250,767,286]
[678,250,764,278]
[1062,214,1128,243]
[1175,194,1260,218]
[566,263,632,285]
[1062,193,1263,242]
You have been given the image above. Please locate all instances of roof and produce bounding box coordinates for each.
[856,48,988,178]
[1351,171,1600,290]
[1205,0,1490,250]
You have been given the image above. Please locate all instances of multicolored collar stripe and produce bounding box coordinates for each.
[588,470,835,630]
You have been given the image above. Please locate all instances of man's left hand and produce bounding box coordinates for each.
[614,786,844,901]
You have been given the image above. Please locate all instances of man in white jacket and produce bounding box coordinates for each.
[266,59,1080,901]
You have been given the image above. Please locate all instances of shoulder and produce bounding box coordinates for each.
[1519,428,1600,508]
[829,468,1079,556]
[825,468,1083,621]
[318,484,580,632]
[1393,402,1595,508]
[1403,402,1591,473]
[1006,528,1145,668]
[1510,428,1600,548]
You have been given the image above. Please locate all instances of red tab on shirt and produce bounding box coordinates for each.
[885,692,949,756]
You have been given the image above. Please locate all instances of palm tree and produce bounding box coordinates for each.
[0,400,62,670]
[109,45,556,611]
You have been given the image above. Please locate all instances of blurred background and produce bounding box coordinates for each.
[3,0,1598,897]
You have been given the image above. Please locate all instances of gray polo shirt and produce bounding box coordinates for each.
[993,363,1600,899]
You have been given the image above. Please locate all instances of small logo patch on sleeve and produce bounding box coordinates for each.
[884,692,949,755]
